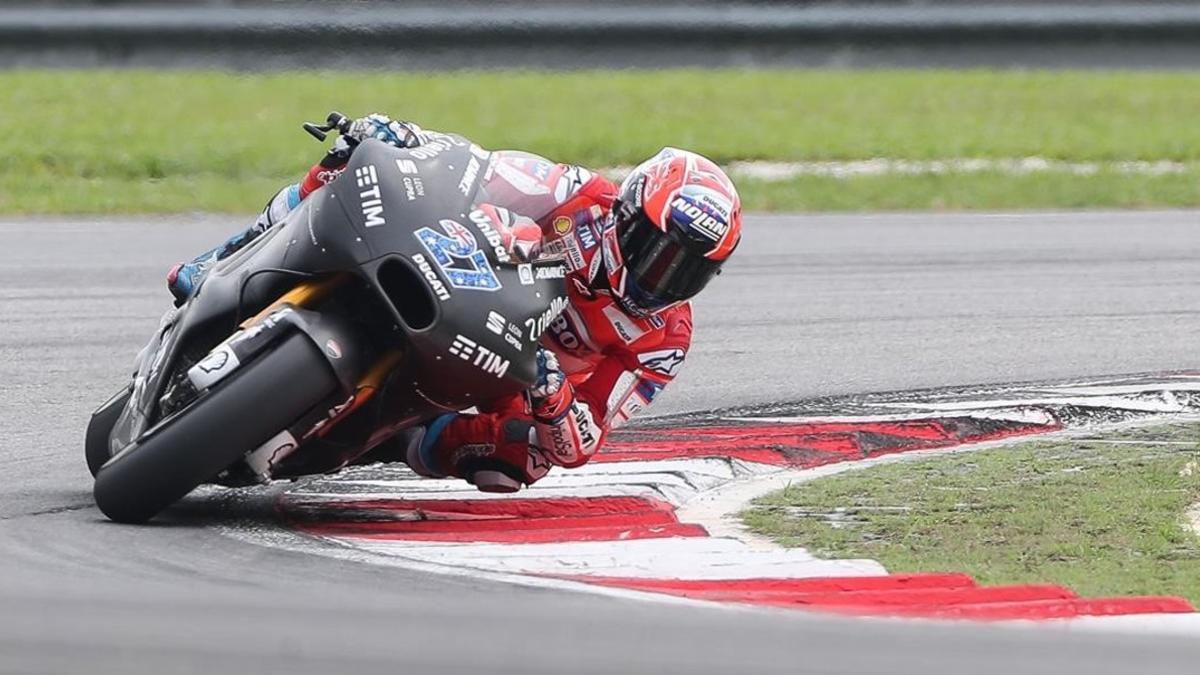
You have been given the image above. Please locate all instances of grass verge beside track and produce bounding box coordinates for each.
[742,422,1200,605]
[4,69,1200,214]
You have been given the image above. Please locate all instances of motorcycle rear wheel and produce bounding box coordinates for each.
[93,333,337,524]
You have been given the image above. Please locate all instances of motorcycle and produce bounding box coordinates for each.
[86,112,568,523]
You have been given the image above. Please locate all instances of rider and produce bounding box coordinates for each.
[168,114,743,493]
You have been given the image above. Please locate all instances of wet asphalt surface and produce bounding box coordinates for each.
[1,211,1198,674]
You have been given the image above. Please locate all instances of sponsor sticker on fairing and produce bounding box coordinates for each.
[448,334,510,378]
[458,157,481,195]
[487,311,525,351]
[414,220,501,292]
[412,253,451,301]
[243,429,299,478]
[354,165,386,228]
[235,306,294,344]
[408,135,459,161]
[402,175,425,202]
[503,332,524,352]
[187,343,240,390]
[468,209,512,264]
[524,294,570,343]
[535,265,565,280]
[486,311,506,335]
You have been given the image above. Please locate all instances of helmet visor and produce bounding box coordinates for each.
[618,213,721,312]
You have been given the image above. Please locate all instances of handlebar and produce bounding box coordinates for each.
[302,111,351,142]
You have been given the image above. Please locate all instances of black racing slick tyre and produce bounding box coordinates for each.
[85,386,132,478]
[93,333,338,524]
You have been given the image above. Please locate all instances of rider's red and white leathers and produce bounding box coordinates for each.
[256,127,694,487]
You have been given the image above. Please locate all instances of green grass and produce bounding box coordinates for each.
[3,69,1200,213]
[741,423,1200,604]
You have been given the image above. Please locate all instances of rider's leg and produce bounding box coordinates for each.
[166,183,303,304]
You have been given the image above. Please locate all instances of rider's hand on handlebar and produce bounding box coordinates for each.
[345,113,421,149]
[316,113,422,169]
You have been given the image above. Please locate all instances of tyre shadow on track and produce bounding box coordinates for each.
[80,487,285,530]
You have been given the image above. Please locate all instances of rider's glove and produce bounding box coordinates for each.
[318,113,422,169]
[526,348,570,421]
[346,113,421,148]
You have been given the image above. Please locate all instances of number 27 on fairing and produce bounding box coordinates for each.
[413,219,502,292]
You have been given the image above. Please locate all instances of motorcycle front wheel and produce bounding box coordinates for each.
[93,332,338,524]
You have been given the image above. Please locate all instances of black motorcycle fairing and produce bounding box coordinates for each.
[108,136,569,467]
[112,220,313,448]
[293,139,568,408]
[193,304,369,395]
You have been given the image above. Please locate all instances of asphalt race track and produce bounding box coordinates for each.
[1,211,1198,674]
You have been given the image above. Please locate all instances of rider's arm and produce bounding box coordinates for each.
[529,306,693,468]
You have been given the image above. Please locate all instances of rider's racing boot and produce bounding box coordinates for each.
[402,413,538,493]
[166,226,260,305]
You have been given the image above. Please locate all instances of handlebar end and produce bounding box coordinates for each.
[302,122,329,142]
[303,111,351,142]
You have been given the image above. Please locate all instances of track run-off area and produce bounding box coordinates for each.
[1,211,1199,674]
[254,374,1200,624]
